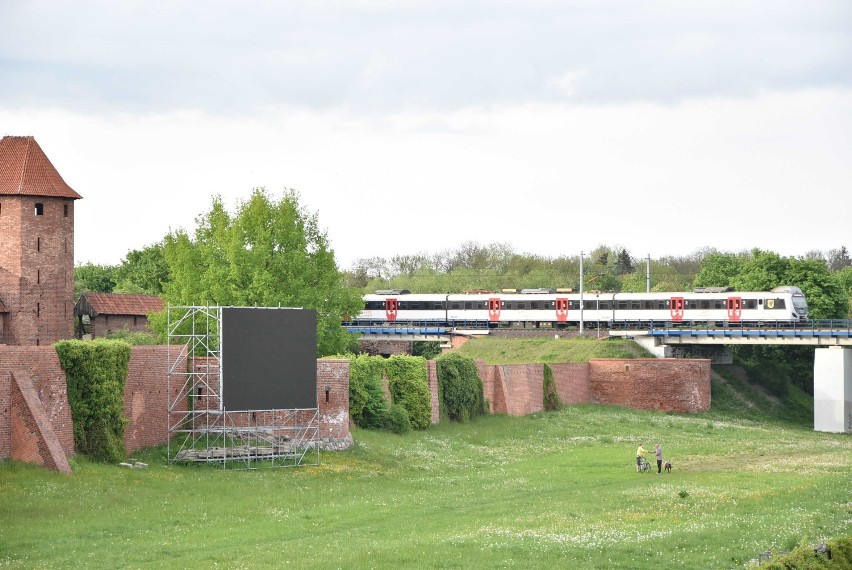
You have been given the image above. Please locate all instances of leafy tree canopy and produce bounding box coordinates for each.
[157,188,363,356]
[113,243,168,295]
[74,262,117,298]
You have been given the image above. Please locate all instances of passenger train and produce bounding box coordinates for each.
[353,286,809,328]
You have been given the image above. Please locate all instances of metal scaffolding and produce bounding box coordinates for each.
[166,305,319,469]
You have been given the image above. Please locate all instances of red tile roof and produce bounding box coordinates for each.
[0,136,82,199]
[78,293,164,317]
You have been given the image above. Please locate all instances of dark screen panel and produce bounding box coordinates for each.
[221,308,317,410]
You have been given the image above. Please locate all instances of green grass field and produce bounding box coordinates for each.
[1,366,850,569]
[455,336,653,363]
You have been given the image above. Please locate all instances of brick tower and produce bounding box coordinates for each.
[0,136,82,345]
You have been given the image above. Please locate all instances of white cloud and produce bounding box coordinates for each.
[3,87,849,270]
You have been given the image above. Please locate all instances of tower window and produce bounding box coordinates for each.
[37,237,41,252]
[64,204,68,217]
[37,269,41,284]
[35,203,44,216]
[36,302,40,317]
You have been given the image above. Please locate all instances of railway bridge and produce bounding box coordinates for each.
[345,321,852,434]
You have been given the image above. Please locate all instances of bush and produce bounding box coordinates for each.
[349,355,389,429]
[55,339,131,463]
[385,404,412,434]
[349,355,432,431]
[752,536,852,569]
[104,327,159,345]
[385,356,432,430]
[543,364,562,411]
[435,353,486,422]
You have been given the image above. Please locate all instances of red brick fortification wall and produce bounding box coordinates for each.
[477,361,545,416]
[426,360,440,424]
[0,346,74,460]
[590,359,710,413]
[123,346,184,453]
[317,359,353,449]
[549,362,591,404]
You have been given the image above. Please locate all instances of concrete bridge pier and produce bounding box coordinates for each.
[814,347,852,433]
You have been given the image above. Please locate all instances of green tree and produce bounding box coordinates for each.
[785,258,848,319]
[731,249,789,291]
[74,262,117,298]
[834,266,852,319]
[692,252,742,288]
[158,188,363,356]
[113,243,168,295]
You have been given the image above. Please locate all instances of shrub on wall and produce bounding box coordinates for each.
[384,355,432,430]
[348,354,432,431]
[435,353,485,422]
[348,354,388,429]
[543,364,562,411]
[55,339,131,463]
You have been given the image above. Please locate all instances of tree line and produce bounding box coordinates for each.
[75,188,852,358]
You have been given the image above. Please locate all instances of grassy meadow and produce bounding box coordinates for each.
[1,338,850,569]
[2,364,851,570]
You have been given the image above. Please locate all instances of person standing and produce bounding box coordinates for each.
[655,443,663,474]
[636,443,648,473]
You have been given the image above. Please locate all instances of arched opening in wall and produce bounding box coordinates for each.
[35,203,43,216]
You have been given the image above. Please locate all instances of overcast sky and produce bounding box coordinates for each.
[1,1,850,270]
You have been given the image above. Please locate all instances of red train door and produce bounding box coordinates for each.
[670,297,684,323]
[555,298,569,322]
[488,297,501,323]
[385,298,398,322]
[727,297,742,323]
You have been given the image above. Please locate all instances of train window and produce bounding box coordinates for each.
[530,301,541,310]
[617,301,628,310]
[744,299,757,309]
[517,302,526,310]
[630,301,641,310]
[774,299,785,309]
[700,300,710,309]
[714,300,725,309]
[599,301,612,310]
[643,300,654,309]
[571,301,580,310]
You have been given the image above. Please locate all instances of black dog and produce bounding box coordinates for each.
[664,460,672,473]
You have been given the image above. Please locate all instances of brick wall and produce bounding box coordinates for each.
[10,371,71,472]
[549,362,591,404]
[426,360,440,423]
[317,359,352,447]
[2,347,353,468]
[476,358,709,415]
[123,346,185,453]
[589,358,710,413]
[0,346,74,459]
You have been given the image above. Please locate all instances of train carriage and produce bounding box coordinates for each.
[357,286,808,328]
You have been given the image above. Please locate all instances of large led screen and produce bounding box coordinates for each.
[221,307,317,410]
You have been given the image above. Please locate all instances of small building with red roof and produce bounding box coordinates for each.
[74,292,164,339]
